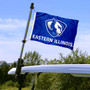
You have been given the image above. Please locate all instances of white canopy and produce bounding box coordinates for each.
[8,64,90,77]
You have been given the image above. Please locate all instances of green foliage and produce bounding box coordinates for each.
[11,62,17,68]
[36,73,54,90]
[24,51,41,66]
[4,80,14,87]
[48,58,62,64]
[14,82,19,87]
[0,64,10,85]
[60,48,88,64]
[40,58,49,65]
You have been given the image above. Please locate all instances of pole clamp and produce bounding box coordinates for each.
[22,40,26,43]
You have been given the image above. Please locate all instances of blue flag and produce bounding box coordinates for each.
[30,12,79,50]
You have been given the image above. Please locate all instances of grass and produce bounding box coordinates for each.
[0,86,31,90]
[0,80,33,90]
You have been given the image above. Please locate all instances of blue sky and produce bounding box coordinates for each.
[0,0,90,63]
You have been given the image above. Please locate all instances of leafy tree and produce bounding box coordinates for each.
[40,58,49,65]
[86,55,90,64]
[0,64,10,84]
[24,51,41,66]
[48,58,62,64]
[60,48,88,64]
[11,61,17,68]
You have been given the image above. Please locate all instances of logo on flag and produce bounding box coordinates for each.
[30,12,79,50]
[45,18,67,37]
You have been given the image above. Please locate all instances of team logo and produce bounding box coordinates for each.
[45,18,67,37]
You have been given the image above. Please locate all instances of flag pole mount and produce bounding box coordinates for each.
[15,3,34,90]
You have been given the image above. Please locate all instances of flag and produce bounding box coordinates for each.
[30,12,79,50]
